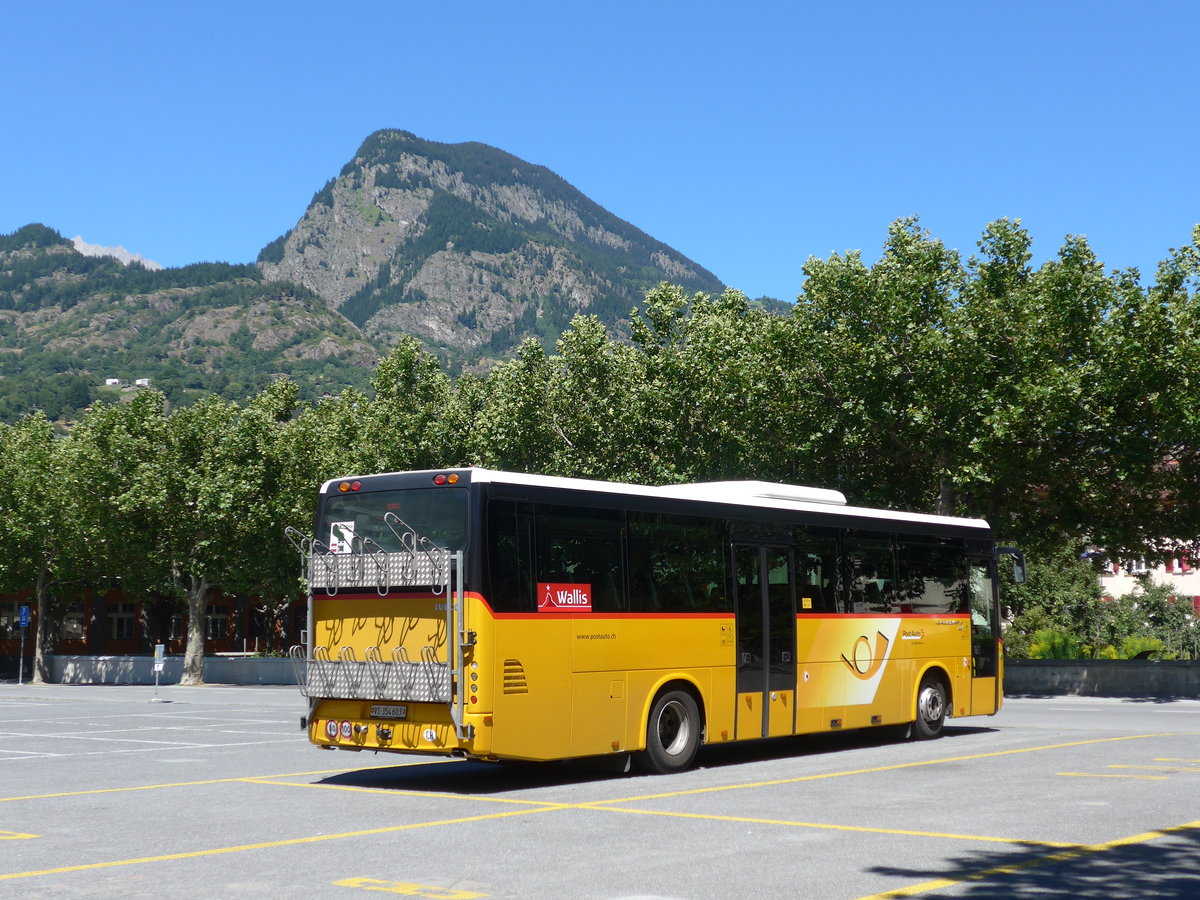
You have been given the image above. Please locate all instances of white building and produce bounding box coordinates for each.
[1100,556,1200,614]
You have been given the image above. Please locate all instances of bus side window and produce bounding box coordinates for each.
[534,505,626,613]
[628,512,727,614]
[486,500,535,612]
[843,532,897,614]
[794,526,838,613]
[894,538,967,615]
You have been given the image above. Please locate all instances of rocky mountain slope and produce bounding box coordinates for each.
[258,130,725,366]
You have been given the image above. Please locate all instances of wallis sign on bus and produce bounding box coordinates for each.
[538,583,593,613]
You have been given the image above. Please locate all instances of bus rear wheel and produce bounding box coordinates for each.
[635,689,701,774]
[913,673,947,740]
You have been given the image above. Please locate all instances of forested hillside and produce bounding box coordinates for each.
[0,224,378,418]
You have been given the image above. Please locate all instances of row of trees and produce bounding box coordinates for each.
[3,217,1199,679]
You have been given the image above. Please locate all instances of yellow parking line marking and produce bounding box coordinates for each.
[0,778,248,804]
[333,878,487,898]
[855,819,1200,899]
[0,806,562,883]
[1058,772,1168,780]
[600,734,1173,805]
[1155,758,1200,763]
[1,830,38,840]
[581,805,1081,847]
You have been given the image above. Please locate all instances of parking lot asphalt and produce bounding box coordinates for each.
[1,683,1198,898]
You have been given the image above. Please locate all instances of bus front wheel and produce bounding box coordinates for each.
[913,673,947,740]
[635,689,701,774]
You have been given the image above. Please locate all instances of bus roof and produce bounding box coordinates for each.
[323,468,992,533]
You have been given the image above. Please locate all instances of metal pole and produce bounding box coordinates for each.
[17,604,28,685]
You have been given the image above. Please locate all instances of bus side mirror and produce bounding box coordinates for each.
[997,547,1026,584]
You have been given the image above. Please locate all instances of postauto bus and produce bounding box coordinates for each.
[287,468,1024,773]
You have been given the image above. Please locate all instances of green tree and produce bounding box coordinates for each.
[786,218,971,513]
[60,391,176,635]
[359,336,462,473]
[1140,227,1200,553]
[541,315,649,481]
[0,414,84,680]
[1002,551,1104,658]
[119,383,298,683]
[631,284,797,484]
[467,338,559,474]
[783,216,1200,560]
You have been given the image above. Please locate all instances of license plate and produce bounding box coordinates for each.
[370,704,408,720]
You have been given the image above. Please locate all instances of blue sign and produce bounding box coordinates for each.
[19,605,29,629]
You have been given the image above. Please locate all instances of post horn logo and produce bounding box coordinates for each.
[842,631,890,680]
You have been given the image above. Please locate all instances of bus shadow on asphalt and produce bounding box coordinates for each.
[315,724,998,795]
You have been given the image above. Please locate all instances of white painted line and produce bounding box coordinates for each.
[0,750,60,759]
[0,737,300,762]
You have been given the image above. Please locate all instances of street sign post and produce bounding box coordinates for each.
[152,643,165,700]
[17,605,29,685]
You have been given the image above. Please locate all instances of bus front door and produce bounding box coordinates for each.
[733,544,797,740]
[968,559,1000,715]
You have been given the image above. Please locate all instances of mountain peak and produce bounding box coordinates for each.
[258,130,724,367]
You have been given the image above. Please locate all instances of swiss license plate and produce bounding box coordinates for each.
[370,704,408,720]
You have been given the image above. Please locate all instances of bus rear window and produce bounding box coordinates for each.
[320,488,468,553]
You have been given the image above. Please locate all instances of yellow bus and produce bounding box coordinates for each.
[289,468,1024,773]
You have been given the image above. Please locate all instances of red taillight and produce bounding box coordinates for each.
[433,474,447,485]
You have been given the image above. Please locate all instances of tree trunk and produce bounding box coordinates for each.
[32,568,52,684]
[179,573,209,685]
[936,476,957,518]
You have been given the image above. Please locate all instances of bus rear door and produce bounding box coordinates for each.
[733,544,797,739]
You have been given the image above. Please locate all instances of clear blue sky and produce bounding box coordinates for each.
[3,1,1197,302]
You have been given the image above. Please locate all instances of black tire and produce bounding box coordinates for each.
[912,673,947,740]
[634,689,701,774]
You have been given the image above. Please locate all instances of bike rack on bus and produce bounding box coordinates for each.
[285,518,473,740]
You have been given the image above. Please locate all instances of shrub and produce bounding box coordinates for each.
[1028,628,1085,659]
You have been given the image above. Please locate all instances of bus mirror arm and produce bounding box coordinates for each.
[997,547,1027,584]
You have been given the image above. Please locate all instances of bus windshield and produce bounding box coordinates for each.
[319,487,468,553]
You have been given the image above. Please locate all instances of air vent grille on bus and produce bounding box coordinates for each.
[502,659,529,694]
